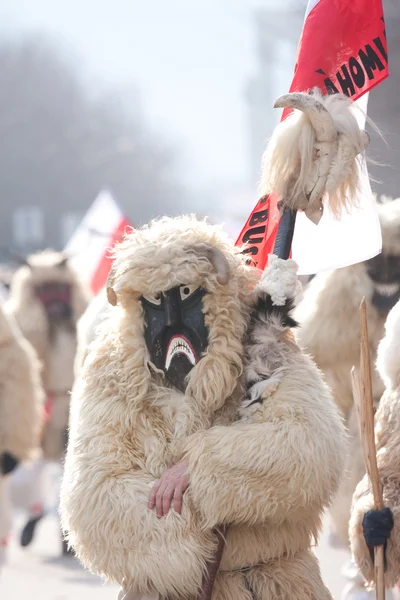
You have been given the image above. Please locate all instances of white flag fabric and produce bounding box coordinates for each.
[64,190,129,293]
[292,93,382,275]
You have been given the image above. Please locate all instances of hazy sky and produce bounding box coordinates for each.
[0,0,285,193]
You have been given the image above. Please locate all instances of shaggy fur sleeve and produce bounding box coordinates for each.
[60,369,215,594]
[349,391,400,588]
[0,314,43,462]
[179,357,346,529]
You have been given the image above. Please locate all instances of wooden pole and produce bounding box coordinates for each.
[197,526,226,600]
[352,297,385,600]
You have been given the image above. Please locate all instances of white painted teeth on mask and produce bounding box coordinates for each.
[165,337,196,370]
[375,283,400,296]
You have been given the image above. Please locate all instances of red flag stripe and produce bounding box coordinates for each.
[236,0,388,270]
[90,217,130,295]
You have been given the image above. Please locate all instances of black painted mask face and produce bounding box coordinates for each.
[141,284,208,392]
[365,253,400,314]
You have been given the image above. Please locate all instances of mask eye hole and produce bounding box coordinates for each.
[142,293,162,306]
[179,284,198,300]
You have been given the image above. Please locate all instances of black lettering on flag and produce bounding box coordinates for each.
[336,65,355,97]
[242,226,266,245]
[373,36,388,63]
[349,57,366,89]
[381,16,387,41]
[324,77,339,95]
[242,246,259,257]
[359,44,385,80]
[249,209,269,227]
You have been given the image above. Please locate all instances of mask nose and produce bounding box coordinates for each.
[163,288,181,327]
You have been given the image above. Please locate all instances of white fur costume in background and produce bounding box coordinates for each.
[6,251,90,461]
[74,287,110,377]
[0,304,43,565]
[294,197,400,548]
[350,298,400,590]
[61,217,346,600]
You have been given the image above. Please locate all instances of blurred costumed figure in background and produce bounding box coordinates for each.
[295,197,400,599]
[6,250,89,555]
[0,304,43,569]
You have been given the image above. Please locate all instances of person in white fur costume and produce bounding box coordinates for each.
[60,87,374,598]
[6,251,90,553]
[0,304,43,568]
[60,216,345,600]
[349,298,400,594]
[294,198,400,599]
[74,287,110,377]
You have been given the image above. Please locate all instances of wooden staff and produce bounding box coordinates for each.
[196,526,226,600]
[351,297,385,600]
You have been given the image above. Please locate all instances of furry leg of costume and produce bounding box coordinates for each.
[0,475,12,570]
[12,457,50,547]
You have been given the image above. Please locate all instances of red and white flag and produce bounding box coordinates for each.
[236,0,389,274]
[64,190,131,294]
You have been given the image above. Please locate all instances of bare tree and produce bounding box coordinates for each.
[0,37,185,257]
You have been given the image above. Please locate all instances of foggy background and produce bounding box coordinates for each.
[0,0,397,260]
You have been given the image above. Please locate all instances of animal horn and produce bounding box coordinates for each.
[209,246,230,285]
[192,243,230,285]
[274,92,336,142]
[106,268,117,306]
[57,256,69,268]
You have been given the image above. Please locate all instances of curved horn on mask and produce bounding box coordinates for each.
[274,92,337,142]
[106,268,117,306]
[57,256,69,268]
[192,243,230,285]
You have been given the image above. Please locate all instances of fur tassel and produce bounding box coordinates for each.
[255,254,298,307]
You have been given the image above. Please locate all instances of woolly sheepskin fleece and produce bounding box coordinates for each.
[6,250,90,460]
[74,287,110,377]
[0,303,43,461]
[294,197,400,546]
[61,216,345,599]
[350,298,400,588]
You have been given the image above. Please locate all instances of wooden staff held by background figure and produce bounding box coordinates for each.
[351,297,385,600]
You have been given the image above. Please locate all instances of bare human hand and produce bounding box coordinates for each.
[148,460,189,518]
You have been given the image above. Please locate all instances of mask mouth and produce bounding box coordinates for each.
[373,282,400,297]
[165,334,197,371]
